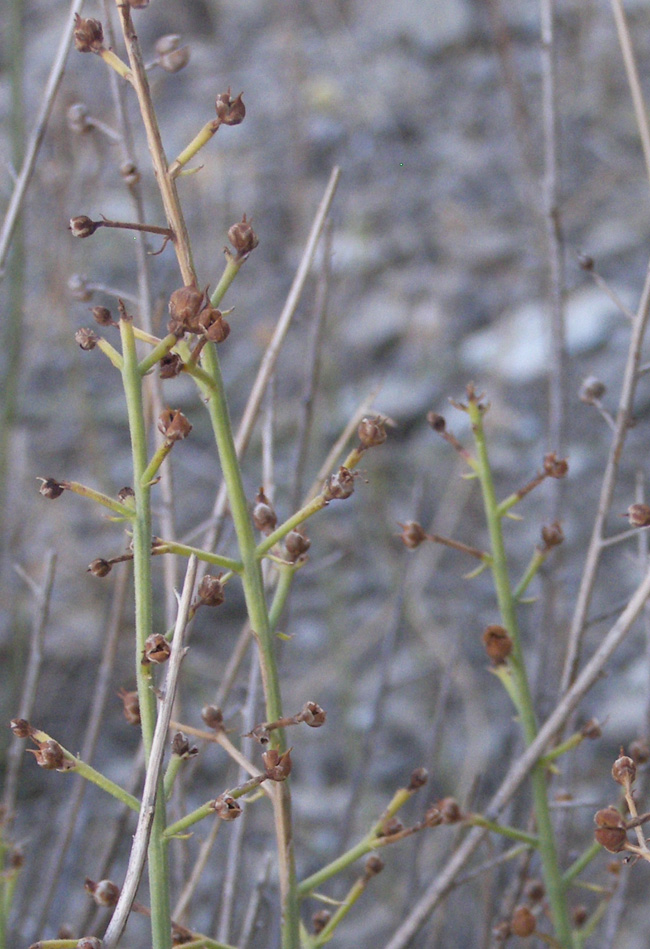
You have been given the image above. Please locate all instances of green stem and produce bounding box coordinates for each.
[467,815,538,847]
[152,539,242,574]
[120,318,171,949]
[192,341,299,949]
[562,840,602,887]
[540,731,584,765]
[513,548,547,600]
[313,876,367,945]
[63,481,135,519]
[141,441,173,485]
[210,256,243,307]
[467,397,573,947]
[138,333,178,375]
[165,801,214,838]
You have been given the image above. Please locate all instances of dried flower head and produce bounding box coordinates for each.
[612,753,636,789]
[69,215,99,238]
[510,906,536,938]
[142,633,171,665]
[263,748,293,781]
[158,408,192,442]
[201,705,224,730]
[228,213,258,258]
[358,415,387,449]
[212,794,242,821]
[253,487,278,534]
[168,284,205,335]
[215,89,246,126]
[399,520,427,549]
[75,328,99,351]
[10,718,34,739]
[626,503,650,528]
[87,558,112,578]
[118,688,140,725]
[543,452,569,479]
[594,806,627,853]
[437,797,462,823]
[364,854,385,878]
[482,625,512,665]
[38,477,65,500]
[323,466,355,501]
[171,732,198,758]
[297,701,326,727]
[73,14,104,53]
[408,767,429,791]
[285,528,310,562]
[27,739,68,771]
[196,574,225,608]
[540,521,564,550]
[160,353,184,379]
[85,877,120,907]
[91,306,115,327]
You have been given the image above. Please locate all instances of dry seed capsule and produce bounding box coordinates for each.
[73,14,104,52]
[69,215,99,238]
[212,794,242,821]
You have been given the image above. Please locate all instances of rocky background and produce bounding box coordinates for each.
[2,0,650,946]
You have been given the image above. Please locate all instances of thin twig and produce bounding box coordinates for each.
[103,556,197,949]
[385,559,650,948]
[610,0,650,192]
[0,0,86,274]
[560,256,650,694]
[3,551,56,815]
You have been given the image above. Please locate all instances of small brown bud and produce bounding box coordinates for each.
[285,528,310,562]
[312,910,331,934]
[38,477,65,500]
[580,719,602,740]
[437,797,462,823]
[540,521,564,550]
[212,794,242,821]
[482,625,512,665]
[73,14,104,53]
[626,503,650,528]
[171,732,198,758]
[201,705,224,731]
[524,879,545,903]
[594,806,628,853]
[118,688,140,725]
[577,251,595,271]
[380,817,404,837]
[85,877,119,907]
[511,906,536,937]
[75,328,99,351]
[426,411,446,432]
[119,161,140,186]
[298,701,326,727]
[87,558,112,578]
[579,375,606,404]
[197,574,225,607]
[399,521,427,549]
[158,408,192,441]
[612,753,636,788]
[408,767,429,791]
[323,466,355,501]
[69,215,99,238]
[263,748,292,781]
[28,740,67,770]
[629,738,650,764]
[253,488,278,535]
[215,89,246,126]
[364,854,385,878]
[572,905,588,928]
[91,306,114,327]
[160,353,184,379]
[142,633,171,665]
[10,718,34,739]
[543,452,569,479]
[228,213,258,258]
[68,273,93,301]
[117,486,135,503]
[358,415,387,449]
[168,285,205,333]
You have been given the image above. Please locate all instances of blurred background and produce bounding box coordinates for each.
[2,0,650,946]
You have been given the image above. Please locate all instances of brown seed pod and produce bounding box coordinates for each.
[510,906,536,937]
[540,521,564,550]
[75,328,99,351]
[159,353,183,379]
[197,575,225,608]
[118,688,141,725]
[612,753,636,788]
[38,477,65,500]
[626,503,650,528]
[73,14,104,53]
[171,732,198,758]
[10,718,34,739]
[263,748,292,781]
[87,558,112,578]
[437,797,462,823]
[27,740,67,770]
[168,284,205,333]
[579,375,606,404]
[91,306,114,327]
[399,520,427,549]
[253,488,277,535]
[364,854,385,878]
[142,633,171,665]
[358,415,387,448]
[594,806,628,853]
[297,701,326,727]
[157,408,192,442]
[323,466,355,501]
[212,794,242,821]
[69,215,99,238]
[215,89,246,126]
[482,625,512,665]
[201,705,224,731]
[580,718,602,740]
[228,213,258,257]
[85,877,120,907]
[285,528,310,562]
[408,767,429,791]
[312,910,331,934]
[543,452,569,479]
